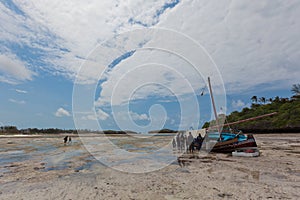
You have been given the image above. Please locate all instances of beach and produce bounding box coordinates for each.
[0,134,299,200]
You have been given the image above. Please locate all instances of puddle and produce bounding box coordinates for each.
[42,162,72,172]
[74,157,101,172]
[0,150,31,165]
[41,149,86,172]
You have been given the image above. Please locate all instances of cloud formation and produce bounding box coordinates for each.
[55,108,71,117]
[231,99,248,110]
[1,0,300,102]
[160,0,300,92]
[9,98,26,105]
[0,54,35,84]
[81,109,110,121]
[15,89,28,94]
[1,0,180,81]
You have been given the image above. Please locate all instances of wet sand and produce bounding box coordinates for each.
[0,134,299,200]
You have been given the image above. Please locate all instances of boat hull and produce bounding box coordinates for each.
[211,135,257,153]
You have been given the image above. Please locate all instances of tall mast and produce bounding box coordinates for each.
[208,77,221,134]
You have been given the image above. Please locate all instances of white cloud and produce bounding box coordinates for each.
[231,100,246,109]
[81,109,110,121]
[55,108,71,117]
[1,0,180,81]
[231,99,251,113]
[129,111,149,121]
[94,48,206,106]
[159,0,300,93]
[0,54,35,84]
[113,111,149,122]
[9,98,26,104]
[15,89,28,94]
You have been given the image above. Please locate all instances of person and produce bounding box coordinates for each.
[185,134,188,151]
[197,133,203,141]
[195,133,203,150]
[63,136,68,144]
[180,133,185,151]
[176,133,181,151]
[187,132,194,153]
[189,141,195,153]
[172,138,176,149]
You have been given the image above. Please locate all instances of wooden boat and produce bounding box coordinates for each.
[193,77,277,154]
[190,130,259,153]
[210,133,257,153]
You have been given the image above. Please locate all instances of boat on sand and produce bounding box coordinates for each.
[185,77,276,155]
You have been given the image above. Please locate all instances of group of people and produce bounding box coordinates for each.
[63,135,72,144]
[172,132,203,153]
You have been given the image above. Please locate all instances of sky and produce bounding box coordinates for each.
[0,0,299,132]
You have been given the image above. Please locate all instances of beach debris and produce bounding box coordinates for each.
[33,166,45,170]
[218,193,233,198]
[4,164,18,168]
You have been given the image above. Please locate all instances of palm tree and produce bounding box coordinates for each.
[251,96,257,103]
[291,84,300,100]
[259,97,266,104]
[268,98,273,103]
[291,84,300,95]
[274,96,280,103]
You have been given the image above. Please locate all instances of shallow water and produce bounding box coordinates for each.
[0,134,179,174]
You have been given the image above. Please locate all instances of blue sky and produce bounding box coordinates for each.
[0,0,299,131]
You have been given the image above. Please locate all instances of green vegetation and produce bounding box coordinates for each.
[203,85,300,133]
[148,129,178,134]
[0,127,137,135]
[158,129,178,133]
[0,126,77,135]
[228,98,299,131]
[203,98,300,132]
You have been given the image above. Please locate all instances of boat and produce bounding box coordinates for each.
[188,77,277,154]
[209,132,258,153]
[190,129,259,153]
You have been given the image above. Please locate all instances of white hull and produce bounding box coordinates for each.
[232,150,260,157]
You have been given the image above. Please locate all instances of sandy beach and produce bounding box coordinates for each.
[0,134,299,200]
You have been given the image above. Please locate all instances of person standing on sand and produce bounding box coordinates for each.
[63,136,68,144]
[180,133,185,151]
[172,138,176,149]
[187,132,194,152]
[176,133,181,151]
[195,133,203,150]
[183,133,187,151]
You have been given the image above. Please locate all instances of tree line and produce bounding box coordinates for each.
[0,126,78,134]
[203,84,300,133]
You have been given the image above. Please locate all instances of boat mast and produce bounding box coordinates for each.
[207,77,222,134]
